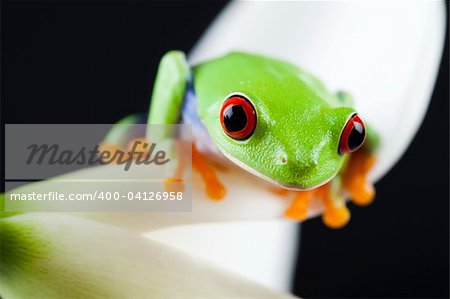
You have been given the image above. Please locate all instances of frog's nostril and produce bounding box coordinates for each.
[277,153,288,165]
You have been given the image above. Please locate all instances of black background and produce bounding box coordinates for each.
[2,1,449,298]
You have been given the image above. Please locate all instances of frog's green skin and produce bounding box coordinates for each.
[192,53,356,189]
[110,51,378,190]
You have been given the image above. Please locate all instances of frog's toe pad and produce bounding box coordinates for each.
[284,200,309,221]
[205,183,226,201]
[284,206,308,221]
[322,206,351,229]
[348,175,375,206]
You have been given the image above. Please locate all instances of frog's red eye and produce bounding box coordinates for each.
[339,114,366,154]
[220,95,257,140]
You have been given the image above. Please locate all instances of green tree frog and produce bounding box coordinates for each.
[104,51,380,228]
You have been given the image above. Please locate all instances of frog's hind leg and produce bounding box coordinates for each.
[192,144,226,200]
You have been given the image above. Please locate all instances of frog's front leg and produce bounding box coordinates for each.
[334,91,378,205]
[342,124,380,206]
[191,144,226,200]
[318,179,351,228]
[284,180,350,229]
[342,149,376,206]
[284,125,379,228]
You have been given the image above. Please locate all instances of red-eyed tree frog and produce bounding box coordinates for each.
[104,51,380,228]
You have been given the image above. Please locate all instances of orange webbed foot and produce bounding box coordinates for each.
[284,183,350,228]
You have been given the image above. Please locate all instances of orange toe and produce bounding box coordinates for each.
[322,205,351,229]
[164,178,185,193]
[126,137,150,154]
[284,191,314,221]
[205,182,226,200]
[98,143,122,163]
[192,144,227,200]
[284,205,308,221]
[348,175,375,206]
[343,150,377,207]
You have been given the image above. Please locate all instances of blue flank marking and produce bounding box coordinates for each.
[181,77,215,150]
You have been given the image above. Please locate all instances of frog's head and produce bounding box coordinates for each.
[195,52,366,190]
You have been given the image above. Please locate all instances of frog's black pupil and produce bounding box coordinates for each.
[224,105,247,132]
[348,122,365,151]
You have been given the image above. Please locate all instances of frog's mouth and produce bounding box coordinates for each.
[218,147,338,191]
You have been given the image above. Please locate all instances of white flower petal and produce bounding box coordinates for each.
[5,164,318,233]
[0,213,297,299]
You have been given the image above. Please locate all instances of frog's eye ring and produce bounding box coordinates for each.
[220,95,257,140]
[339,114,366,154]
